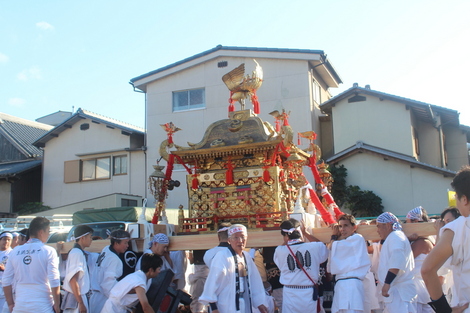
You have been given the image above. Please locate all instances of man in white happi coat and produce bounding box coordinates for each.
[61,225,94,313]
[376,212,417,313]
[2,217,60,313]
[274,218,328,313]
[101,253,162,313]
[200,224,268,313]
[328,214,370,313]
[0,232,13,311]
[422,166,470,313]
[203,222,231,269]
[89,229,130,313]
[136,233,174,275]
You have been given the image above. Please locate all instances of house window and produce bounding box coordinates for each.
[121,198,138,207]
[312,80,321,104]
[113,155,128,175]
[82,157,110,181]
[173,88,205,112]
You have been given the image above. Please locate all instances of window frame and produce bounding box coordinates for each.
[81,156,111,181]
[113,155,128,176]
[172,88,206,112]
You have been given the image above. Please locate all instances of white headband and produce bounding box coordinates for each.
[69,231,91,242]
[217,227,229,233]
[228,226,247,236]
[281,227,301,234]
[0,233,13,239]
[106,229,130,240]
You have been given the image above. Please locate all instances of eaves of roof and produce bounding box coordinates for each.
[0,160,42,178]
[320,86,460,127]
[33,108,145,148]
[0,113,52,158]
[130,45,342,90]
[326,141,456,177]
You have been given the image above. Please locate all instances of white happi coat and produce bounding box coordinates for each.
[101,270,150,313]
[200,249,267,313]
[442,216,470,312]
[0,248,12,310]
[378,230,417,312]
[2,239,60,313]
[273,241,328,313]
[62,247,90,313]
[329,233,371,312]
[203,244,229,268]
[89,245,123,313]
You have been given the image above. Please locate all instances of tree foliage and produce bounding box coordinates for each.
[16,202,52,215]
[330,164,384,217]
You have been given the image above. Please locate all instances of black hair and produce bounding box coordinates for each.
[29,217,50,238]
[338,214,357,226]
[280,218,301,239]
[451,166,470,201]
[441,207,461,221]
[0,231,12,240]
[110,230,130,245]
[140,253,163,273]
[19,228,29,241]
[217,222,232,241]
[74,225,94,242]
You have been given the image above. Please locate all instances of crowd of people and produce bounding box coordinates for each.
[1,165,469,313]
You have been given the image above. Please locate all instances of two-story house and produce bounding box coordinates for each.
[320,84,469,215]
[0,113,53,214]
[130,45,343,210]
[33,108,146,213]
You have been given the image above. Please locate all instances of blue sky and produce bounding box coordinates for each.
[1,0,469,128]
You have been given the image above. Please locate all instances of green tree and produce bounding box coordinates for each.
[17,202,52,215]
[330,165,384,217]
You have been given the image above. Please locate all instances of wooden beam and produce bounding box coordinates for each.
[49,222,436,254]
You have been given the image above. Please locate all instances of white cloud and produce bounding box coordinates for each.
[36,21,54,31]
[17,66,42,81]
[0,53,8,64]
[8,98,26,108]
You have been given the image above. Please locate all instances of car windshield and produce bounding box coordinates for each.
[66,222,126,242]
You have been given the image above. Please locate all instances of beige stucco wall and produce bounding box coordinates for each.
[38,193,143,215]
[331,96,414,155]
[0,181,11,212]
[145,57,325,209]
[41,118,146,210]
[443,125,469,171]
[335,153,453,217]
[415,120,441,167]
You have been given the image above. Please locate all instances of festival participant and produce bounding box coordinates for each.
[188,250,209,313]
[135,233,174,275]
[16,229,28,246]
[273,218,328,313]
[101,253,162,313]
[328,214,370,313]
[2,217,60,313]
[434,208,460,242]
[203,222,231,268]
[61,225,94,313]
[422,166,470,313]
[376,212,417,313]
[89,229,131,313]
[170,250,187,290]
[200,224,268,313]
[0,232,13,310]
[406,207,434,313]
[9,234,18,250]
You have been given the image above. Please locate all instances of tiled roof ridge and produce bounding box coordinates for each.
[0,112,53,131]
[78,108,145,132]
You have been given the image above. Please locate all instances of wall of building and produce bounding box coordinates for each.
[41,119,146,209]
[443,125,469,171]
[331,96,414,155]
[337,153,452,216]
[416,120,441,167]
[0,181,11,212]
[145,56,325,209]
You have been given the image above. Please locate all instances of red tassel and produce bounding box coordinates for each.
[308,188,336,224]
[263,166,271,182]
[279,169,285,181]
[297,133,301,145]
[226,158,234,185]
[151,213,159,224]
[251,93,260,114]
[228,103,235,112]
[275,120,281,132]
[192,174,199,190]
[283,116,290,126]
